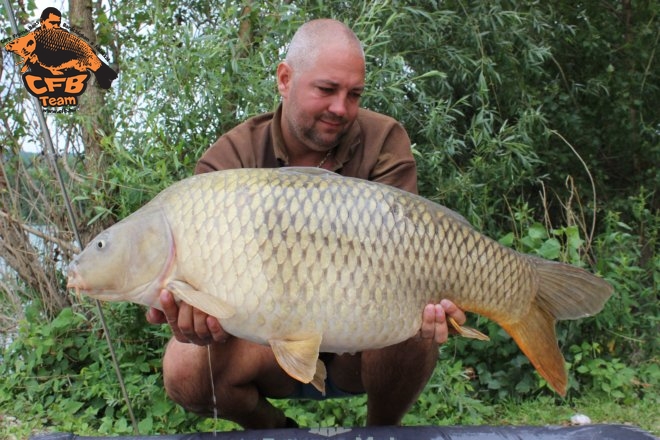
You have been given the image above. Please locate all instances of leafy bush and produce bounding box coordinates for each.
[0,303,238,435]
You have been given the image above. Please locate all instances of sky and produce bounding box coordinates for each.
[32,0,68,21]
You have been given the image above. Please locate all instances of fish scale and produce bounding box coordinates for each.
[34,28,102,70]
[38,29,90,52]
[68,167,613,395]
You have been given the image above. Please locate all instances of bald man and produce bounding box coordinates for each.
[147,19,467,429]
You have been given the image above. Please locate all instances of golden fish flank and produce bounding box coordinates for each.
[67,167,613,396]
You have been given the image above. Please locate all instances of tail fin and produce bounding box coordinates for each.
[534,259,613,320]
[92,62,117,89]
[501,259,613,395]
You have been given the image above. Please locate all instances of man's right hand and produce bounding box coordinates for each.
[146,290,229,345]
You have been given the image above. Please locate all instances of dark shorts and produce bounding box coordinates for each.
[290,377,363,400]
[287,354,364,400]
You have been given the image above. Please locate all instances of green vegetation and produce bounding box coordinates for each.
[1,0,657,438]
[1,302,657,437]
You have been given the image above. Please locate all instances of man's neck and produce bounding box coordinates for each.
[280,117,333,167]
[287,148,332,167]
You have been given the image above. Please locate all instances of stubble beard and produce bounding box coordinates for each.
[288,113,347,153]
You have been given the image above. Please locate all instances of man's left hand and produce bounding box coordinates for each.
[420,299,466,344]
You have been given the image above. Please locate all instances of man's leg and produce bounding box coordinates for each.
[162,337,297,429]
[361,337,438,426]
[318,302,461,425]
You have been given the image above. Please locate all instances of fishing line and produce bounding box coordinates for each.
[207,345,218,437]
[2,1,139,434]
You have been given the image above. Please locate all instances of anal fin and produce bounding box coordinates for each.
[270,334,326,394]
[312,359,327,395]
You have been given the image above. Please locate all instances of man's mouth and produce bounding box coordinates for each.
[319,117,345,129]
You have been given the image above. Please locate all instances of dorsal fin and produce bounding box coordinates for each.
[280,166,338,176]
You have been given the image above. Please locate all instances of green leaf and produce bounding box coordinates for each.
[528,223,548,240]
[498,232,515,247]
[51,308,75,330]
[537,238,561,260]
[138,416,153,434]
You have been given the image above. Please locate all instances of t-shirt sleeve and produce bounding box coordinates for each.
[369,121,418,195]
[194,136,246,175]
[194,113,276,175]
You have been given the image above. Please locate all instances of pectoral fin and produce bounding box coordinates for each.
[269,334,327,394]
[448,317,490,341]
[167,280,236,319]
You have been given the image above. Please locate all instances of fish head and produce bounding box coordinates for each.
[5,33,36,58]
[67,208,174,308]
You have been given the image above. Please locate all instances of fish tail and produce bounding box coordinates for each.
[92,62,118,89]
[501,304,567,395]
[501,258,613,396]
[532,258,613,320]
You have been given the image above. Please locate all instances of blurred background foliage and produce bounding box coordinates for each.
[1,0,657,436]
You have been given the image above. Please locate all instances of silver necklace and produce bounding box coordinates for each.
[317,149,333,168]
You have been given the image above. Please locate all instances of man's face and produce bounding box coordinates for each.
[42,13,61,29]
[278,44,365,153]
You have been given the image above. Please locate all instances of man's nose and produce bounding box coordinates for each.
[328,93,347,117]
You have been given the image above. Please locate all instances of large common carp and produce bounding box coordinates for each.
[67,168,612,395]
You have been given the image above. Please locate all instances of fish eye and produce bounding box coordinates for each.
[96,240,106,250]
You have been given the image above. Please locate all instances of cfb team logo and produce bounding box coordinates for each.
[3,7,117,112]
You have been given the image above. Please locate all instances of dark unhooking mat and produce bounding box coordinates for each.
[30,424,657,440]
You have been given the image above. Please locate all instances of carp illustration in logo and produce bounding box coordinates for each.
[4,7,117,109]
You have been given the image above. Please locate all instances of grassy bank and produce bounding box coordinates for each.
[3,390,657,439]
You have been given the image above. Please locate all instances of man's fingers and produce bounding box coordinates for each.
[145,307,166,325]
[165,292,205,344]
[207,316,229,342]
[420,304,441,339]
[440,299,466,327]
[432,304,449,344]
[152,289,228,345]
[419,301,468,344]
[419,304,449,344]
[191,307,212,343]
[159,290,179,324]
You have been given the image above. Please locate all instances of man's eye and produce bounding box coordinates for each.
[318,87,334,93]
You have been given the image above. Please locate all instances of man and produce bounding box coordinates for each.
[40,7,62,29]
[147,19,466,429]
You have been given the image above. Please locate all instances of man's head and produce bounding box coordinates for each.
[277,19,366,154]
[40,7,62,29]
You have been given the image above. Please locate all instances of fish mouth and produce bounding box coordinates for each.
[66,266,150,305]
[66,267,86,302]
[65,277,116,302]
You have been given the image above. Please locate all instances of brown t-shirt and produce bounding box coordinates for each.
[195,104,418,194]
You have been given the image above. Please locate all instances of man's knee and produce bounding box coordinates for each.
[162,339,212,415]
[372,337,438,365]
[362,337,438,387]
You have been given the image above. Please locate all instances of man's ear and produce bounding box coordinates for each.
[277,62,292,97]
